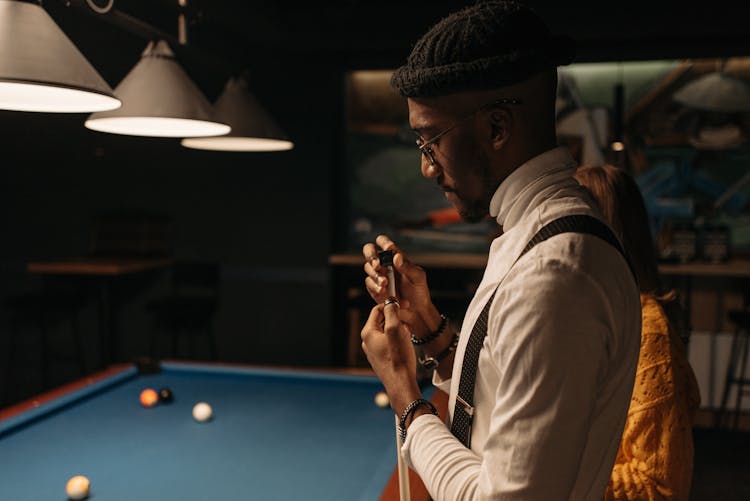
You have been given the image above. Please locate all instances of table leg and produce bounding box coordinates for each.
[685,275,693,345]
[710,283,726,411]
[98,278,117,368]
[98,281,109,368]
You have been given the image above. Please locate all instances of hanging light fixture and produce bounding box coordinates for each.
[0,0,120,113]
[610,63,626,152]
[611,82,625,152]
[673,71,750,112]
[84,40,229,137]
[673,65,750,149]
[181,74,294,151]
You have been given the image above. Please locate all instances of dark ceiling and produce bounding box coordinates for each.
[39,1,750,99]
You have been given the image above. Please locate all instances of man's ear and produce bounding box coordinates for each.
[488,108,512,150]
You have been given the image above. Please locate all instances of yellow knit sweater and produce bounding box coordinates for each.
[605,295,701,501]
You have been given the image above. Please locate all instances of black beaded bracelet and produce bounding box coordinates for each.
[411,314,448,345]
[418,330,460,371]
[398,398,438,442]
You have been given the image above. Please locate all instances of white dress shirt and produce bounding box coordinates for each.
[402,146,641,500]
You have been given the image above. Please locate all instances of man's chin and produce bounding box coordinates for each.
[457,208,489,224]
[449,196,489,223]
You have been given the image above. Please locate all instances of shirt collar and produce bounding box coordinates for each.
[489,146,578,229]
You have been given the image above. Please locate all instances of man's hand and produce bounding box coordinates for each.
[360,302,422,416]
[362,235,443,338]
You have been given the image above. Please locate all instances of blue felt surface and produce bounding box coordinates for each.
[0,362,414,501]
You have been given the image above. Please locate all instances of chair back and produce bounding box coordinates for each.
[172,260,220,298]
[89,211,173,258]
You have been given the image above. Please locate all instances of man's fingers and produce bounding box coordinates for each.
[364,261,386,285]
[375,235,402,255]
[362,243,380,268]
[364,261,373,276]
[393,252,426,286]
[362,242,378,259]
[365,276,386,301]
[362,304,384,337]
[383,300,402,336]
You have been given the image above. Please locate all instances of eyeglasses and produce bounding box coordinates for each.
[415,98,522,166]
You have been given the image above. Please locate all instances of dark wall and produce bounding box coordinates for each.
[0,52,345,403]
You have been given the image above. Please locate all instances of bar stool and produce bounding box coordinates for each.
[3,289,87,405]
[715,308,750,430]
[146,260,219,360]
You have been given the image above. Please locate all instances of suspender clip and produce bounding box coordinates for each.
[456,394,474,417]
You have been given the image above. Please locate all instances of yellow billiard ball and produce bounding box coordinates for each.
[66,475,90,500]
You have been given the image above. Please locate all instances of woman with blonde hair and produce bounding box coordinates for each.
[576,164,701,500]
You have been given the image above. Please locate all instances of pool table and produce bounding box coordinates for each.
[0,360,443,501]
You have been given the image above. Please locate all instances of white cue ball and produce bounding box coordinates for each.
[192,402,213,422]
[65,475,90,500]
[374,391,390,408]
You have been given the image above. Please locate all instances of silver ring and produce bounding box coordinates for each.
[384,297,400,308]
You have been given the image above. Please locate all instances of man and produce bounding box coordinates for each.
[360,2,641,500]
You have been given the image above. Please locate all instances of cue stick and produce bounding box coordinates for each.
[380,250,410,500]
[395,414,411,501]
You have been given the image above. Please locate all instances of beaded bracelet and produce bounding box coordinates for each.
[398,398,438,442]
[418,330,460,371]
[410,314,448,345]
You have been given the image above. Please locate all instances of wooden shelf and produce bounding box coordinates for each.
[659,260,750,278]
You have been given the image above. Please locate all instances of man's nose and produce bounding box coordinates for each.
[421,157,441,178]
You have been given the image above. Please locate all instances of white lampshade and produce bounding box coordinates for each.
[85,40,229,137]
[0,0,120,113]
[689,124,744,149]
[673,72,750,112]
[181,75,293,151]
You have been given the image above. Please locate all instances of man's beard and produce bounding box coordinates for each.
[455,149,494,223]
[458,206,488,223]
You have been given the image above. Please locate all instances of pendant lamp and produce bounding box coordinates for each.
[0,0,120,113]
[673,72,750,112]
[181,74,293,151]
[610,83,625,152]
[85,40,229,137]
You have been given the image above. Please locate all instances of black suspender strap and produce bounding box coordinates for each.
[521,214,627,259]
[449,214,632,447]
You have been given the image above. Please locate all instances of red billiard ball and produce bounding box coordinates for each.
[158,388,174,403]
[140,388,158,408]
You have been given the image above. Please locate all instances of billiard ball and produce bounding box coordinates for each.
[139,388,159,408]
[192,402,212,422]
[374,391,390,408]
[65,475,90,500]
[158,388,174,403]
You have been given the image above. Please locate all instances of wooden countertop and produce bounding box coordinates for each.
[27,257,173,276]
[329,252,489,269]
[329,253,750,277]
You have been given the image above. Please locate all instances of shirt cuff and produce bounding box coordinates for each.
[400,412,444,468]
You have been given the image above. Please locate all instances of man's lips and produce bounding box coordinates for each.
[438,180,455,193]
[437,176,456,194]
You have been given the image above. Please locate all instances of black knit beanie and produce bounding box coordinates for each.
[391,1,576,97]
